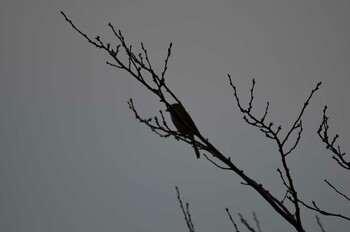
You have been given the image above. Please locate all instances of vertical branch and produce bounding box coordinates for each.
[253,212,262,232]
[228,77,322,231]
[176,186,195,232]
[317,106,349,170]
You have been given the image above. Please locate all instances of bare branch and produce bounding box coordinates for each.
[298,199,350,221]
[253,212,262,232]
[61,11,104,49]
[127,99,170,138]
[238,213,256,232]
[176,186,195,232]
[161,43,173,81]
[248,79,256,112]
[277,168,290,190]
[282,82,322,147]
[317,106,349,170]
[228,76,319,231]
[284,121,303,157]
[324,179,350,202]
[226,208,240,232]
[62,12,343,231]
[261,101,270,123]
[203,153,231,170]
[315,215,326,232]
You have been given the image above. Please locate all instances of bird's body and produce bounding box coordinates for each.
[168,103,200,158]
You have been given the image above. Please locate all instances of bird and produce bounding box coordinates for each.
[167,103,200,158]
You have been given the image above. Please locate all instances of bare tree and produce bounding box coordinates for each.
[61,12,349,231]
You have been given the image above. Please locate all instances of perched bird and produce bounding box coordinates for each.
[167,103,200,158]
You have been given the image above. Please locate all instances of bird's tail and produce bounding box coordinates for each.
[191,136,200,159]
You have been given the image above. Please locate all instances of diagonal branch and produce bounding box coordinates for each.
[176,186,195,232]
[282,82,322,147]
[238,213,256,232]
[315,215,326,232]
[324,179,350,202]
[226,208,240,232]
[62,12,331,231]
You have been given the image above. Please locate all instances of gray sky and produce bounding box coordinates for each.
[1,0,349,231]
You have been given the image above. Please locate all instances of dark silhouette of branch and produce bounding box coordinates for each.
[324,179,350,202]
[203,153,231,170]
[176,186,195,232]
[61,12,307,231]
[315,215,326,232]
[253,211,262,232]
[317,106,349,170]
[61,12,350,231]
[281,83,321,150]
[277,168,290,190]
[228,75,322,231]
[226,210,263,232]
[226,208,240,232]
[297,199,350,221]
[238,213,256,232]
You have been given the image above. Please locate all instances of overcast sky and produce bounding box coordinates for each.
[1,1,350,231]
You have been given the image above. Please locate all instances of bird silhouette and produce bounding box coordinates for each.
[167,103,200,158]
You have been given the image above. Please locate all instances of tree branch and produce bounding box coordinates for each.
[226,208,240,232]
[176,186,195,232]
[298,199,350,221]
[228,76,323,231]
[317,106,349,170]
[324,179,350,202]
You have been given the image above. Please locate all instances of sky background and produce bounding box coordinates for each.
[1,0,350,231]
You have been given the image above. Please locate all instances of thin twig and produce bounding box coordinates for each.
[315,215,325,232]
[324,179,350,202]
[238,213,256,232]
[317,106,349,170]
[176,186,195,232]
[298,199,350,221]
[226,208,240,232]
[203,153,231,170]
[253,212,262,232]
